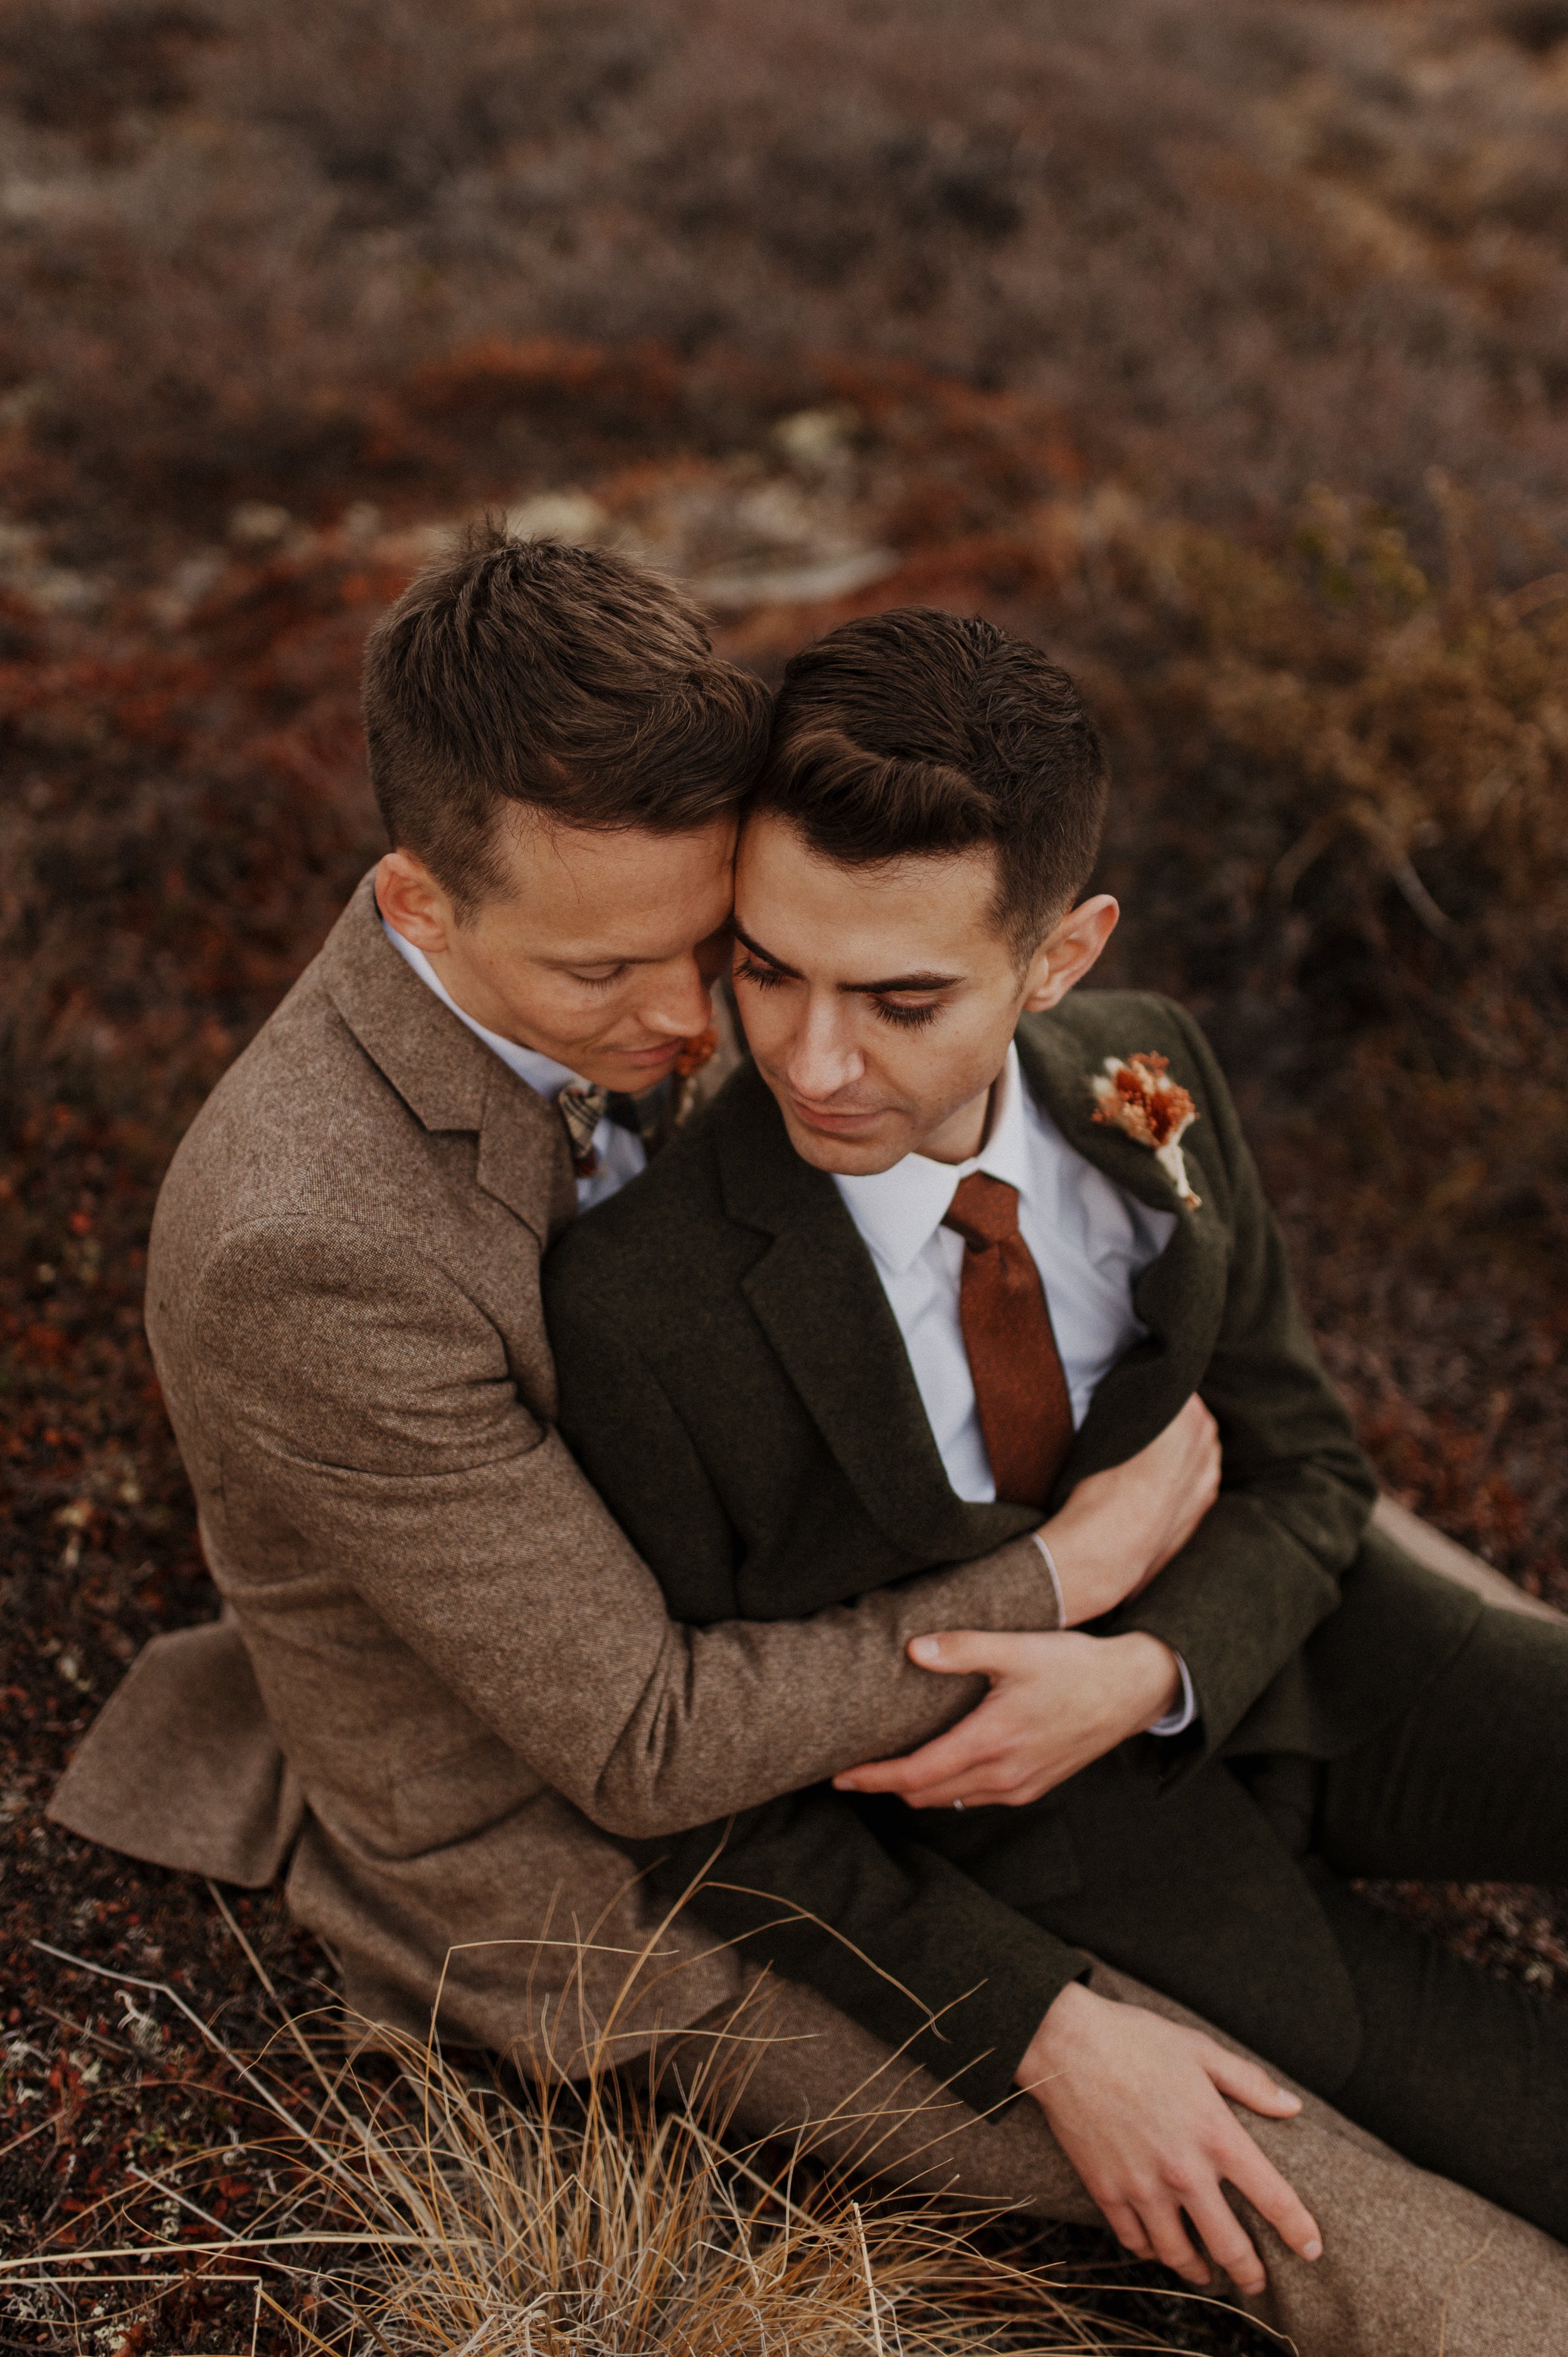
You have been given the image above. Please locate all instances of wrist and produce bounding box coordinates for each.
[1101,1631,1182,1734]
[1016,1977,1099,2091]
[1037,1501,1120,1625]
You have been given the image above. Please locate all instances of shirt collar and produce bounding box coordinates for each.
[834,1044,1034,1277]
[380,917,589,1104]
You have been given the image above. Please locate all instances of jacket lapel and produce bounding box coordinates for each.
[715,1071,1035,1563]
[322,872,575,1245]
[474,1064,578,1242]
[1015,1013,1231,1488]
[711,1009,1236,1554]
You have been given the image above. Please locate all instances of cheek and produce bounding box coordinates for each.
[552,986,636,1046]
[733,983,788,1057]
[893,1015,1005,1110]
[493,970,609,1052]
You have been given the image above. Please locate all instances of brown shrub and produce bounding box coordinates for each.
[2,0,1567,563]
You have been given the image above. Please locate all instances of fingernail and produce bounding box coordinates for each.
[910,1636,941,1664]
[1304,2239,1322,2262]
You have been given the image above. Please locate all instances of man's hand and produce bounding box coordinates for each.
[833,1628,1180,1807]
[1047,1393,1221,1625]
[1019,1983,1322,2296]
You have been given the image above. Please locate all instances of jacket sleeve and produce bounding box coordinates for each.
[1105,1006,1377,1759]
[187,1219,1057,1839]
[623,1786,1091,2116]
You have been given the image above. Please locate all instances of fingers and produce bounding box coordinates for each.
[1202,2041,1303,2120]
[1099,2200,1155,2264]
[1132,2198,1210,2287]
[833,1709,1003,1797]
[1182,2188,1266,2297]
[846,1717,1073,1808]
[841,1631,1093,1804]
[906,1629,1013,1678]
[836,1742,1057,1809]
[882,1767,1045,1809]
[1106,2171,1279,2299]
[1223,2134,1324,2265]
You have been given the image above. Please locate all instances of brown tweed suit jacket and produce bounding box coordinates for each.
[49,874,1057,2068]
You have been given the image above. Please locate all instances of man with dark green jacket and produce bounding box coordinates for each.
[543,608,1568,2302]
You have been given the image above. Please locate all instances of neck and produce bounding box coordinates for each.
[918,1071,1002,1166]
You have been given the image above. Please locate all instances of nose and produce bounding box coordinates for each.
[783,993,863,1101]
[639,952,714,1040]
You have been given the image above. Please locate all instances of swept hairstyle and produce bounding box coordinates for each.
[363,523,771,913]
[753,608,1109,956]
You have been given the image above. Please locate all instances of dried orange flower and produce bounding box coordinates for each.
[673,1025,718,1079]
[1090,1051,1202,1209]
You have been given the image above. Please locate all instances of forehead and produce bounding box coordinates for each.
[736,812,1004,973]
[493,810,735,953]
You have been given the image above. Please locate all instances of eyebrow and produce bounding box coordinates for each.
[541,953,644,970]
[733,924,961,996]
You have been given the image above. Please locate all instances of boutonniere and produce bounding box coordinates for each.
[1090,1052,1202,1209]
[673,1025,718,1079]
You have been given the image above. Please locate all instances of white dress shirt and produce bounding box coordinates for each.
[834,1044,1196,1735]
[381,921,646,1210]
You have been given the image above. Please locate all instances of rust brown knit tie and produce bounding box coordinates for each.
[942,1170,1074,1510]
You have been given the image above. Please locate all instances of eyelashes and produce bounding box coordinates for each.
[733,954,943,1032]
[734,953,785,993]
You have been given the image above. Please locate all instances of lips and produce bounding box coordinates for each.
[785,1094,884,1134]
[616,1040,686,1070]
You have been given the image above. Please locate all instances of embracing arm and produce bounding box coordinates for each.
[1105,1007,1376,1756]
[191,1221,1056,1838]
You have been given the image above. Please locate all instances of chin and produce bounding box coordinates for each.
[781,1111,907,1177]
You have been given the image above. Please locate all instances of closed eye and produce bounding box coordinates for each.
[873,997,942,1030]
[568,965,628,989]
[734,951,789,992]
[738,951,946,1028]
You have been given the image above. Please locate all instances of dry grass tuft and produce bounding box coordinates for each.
[253,2025,1114,2354]
[4,1923,1155,2355]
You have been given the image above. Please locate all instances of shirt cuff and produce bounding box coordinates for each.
[1027,1537,1194,1734]
[1029,1531,1066,1628]
[1146,1651,1197,1737]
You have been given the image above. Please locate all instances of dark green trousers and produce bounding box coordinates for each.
[645,1601,1568,2239]
[1302,1603,1568,2240]
[1055,1602,1568,2241]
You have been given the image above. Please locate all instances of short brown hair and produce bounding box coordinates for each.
[754,609,1108,955]
[363,524,770,913]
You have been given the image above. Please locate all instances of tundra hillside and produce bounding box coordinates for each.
[3,4,1567,2349]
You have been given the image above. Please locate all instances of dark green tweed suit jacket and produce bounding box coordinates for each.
[543,992,1482,2111]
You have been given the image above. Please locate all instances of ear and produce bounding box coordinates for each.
[1019,894,1120,1012]
[375,849,457,957]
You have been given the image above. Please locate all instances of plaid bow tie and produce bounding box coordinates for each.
[557,1083,609,1178]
